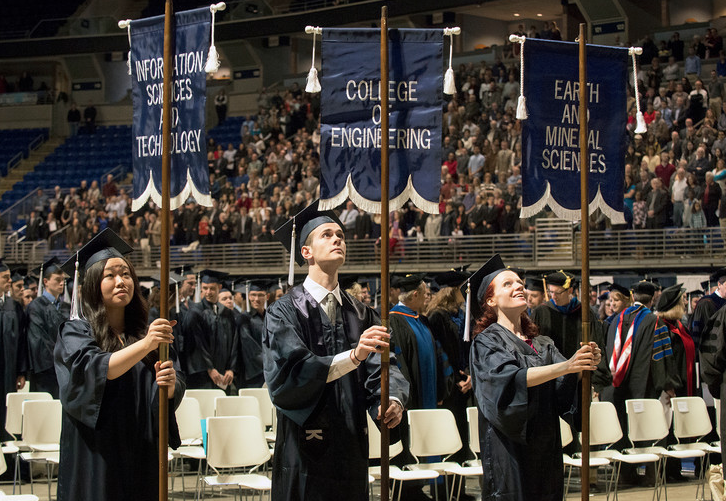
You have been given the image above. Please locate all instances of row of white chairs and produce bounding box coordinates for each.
[560,396,721,501]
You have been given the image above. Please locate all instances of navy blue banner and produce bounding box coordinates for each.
[521,39,628,223]
[318,28,442,214]
[130,7,212,211]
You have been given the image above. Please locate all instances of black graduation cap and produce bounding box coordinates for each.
[247,279,268,292]
[268,280,283,295]
[396,273,427,293]
[598,291,610,302]
[525,274,544,293]
[609,283,630,297]
[710,267,726,284]
[390,274,406,289]
[10,267,26,283]
[199,269,228,284]
[544,270,575,289]
[460,254,507,318]
[274,199,345,267]
[23,275,38,289]
[37,257,63,279]
[701,280,711,291]
[149,271,184,289]
[60,228,134,278]
[435,270,470,289]
[452,264,471,273]
[172,264,196,277]
[655,283,684,313]
[340,274,360,290]
[688,289,704,298]
[632,280,657,297]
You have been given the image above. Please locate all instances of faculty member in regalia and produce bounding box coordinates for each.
[469,255,600,501]
[54,228,184,501]
[263,201,409,501]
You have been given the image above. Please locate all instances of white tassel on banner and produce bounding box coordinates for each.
[508,34,528,120]
[38,263,45,296]
[288,221,296,286]
[118,20,132,76]
[443,27,460,95]
[630,46,647,134]
[205,3,226,74]
[463,280,471,342]
[69,254,82,321]
[305,26,322,93]
[194,273,201,303]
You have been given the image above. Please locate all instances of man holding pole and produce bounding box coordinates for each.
[264,201,409,501]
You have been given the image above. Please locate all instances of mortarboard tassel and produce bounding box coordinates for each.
[288,221,296,286]
[630,47,647,134]
[63,278,71,304]
[443,28,460,95]
[205,3,226,74]
[175,282,180,314]
[194,273,201,303]
[304,27,322,93]
[510,34,528,120]
[245,281,250,313]
[463,280,471,342]
[69,253,82,321]
[38,263,45,296]
[374,278,379,310]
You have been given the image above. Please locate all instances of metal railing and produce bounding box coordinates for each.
[5,223,722,275]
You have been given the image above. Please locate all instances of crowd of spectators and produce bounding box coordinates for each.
[14,25,726,252]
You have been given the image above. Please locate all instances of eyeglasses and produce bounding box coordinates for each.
[548,289,568,297]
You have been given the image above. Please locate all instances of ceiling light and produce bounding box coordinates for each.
[537,13,543,17]
[513,13,520,17]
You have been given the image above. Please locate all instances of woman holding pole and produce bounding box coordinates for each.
[54,228,184,501]
[469,254,600,500]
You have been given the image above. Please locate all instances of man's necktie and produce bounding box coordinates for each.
[324,292,337,321]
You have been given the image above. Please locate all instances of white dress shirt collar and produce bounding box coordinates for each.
[303,276,342,305]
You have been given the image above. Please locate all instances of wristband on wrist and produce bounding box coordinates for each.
[352,350,365,362]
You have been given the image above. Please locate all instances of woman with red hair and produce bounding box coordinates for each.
[467,254,600,500]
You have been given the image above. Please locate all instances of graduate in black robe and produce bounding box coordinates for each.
[26,258,68,397]
[237,280,266,388]
[0,261,26,440]
[689,268,726,350]
[183,269,238,393]
[700,305,726,456]
[468,255,599,501]
[54,228,183,501]
[531,270,606,358]
[265,201,409,501]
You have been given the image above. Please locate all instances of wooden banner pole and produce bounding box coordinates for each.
[578,22,591,501]
[158,0,173,499]
[379,6,391,501]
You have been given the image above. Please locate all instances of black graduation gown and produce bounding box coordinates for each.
[0,300,23,441]
[183,299,239,390]
[700,306,726,454]
[471,324,578,501]
[54,319,184,501]
[237,309,264,388]
[263,285,409,501]
[531,301,606,359]
[689,293,726,350]
[26,295,69,397]
[428,308,471,463]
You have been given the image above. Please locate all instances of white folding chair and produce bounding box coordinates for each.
[19,400,61,501]
[184,389,225,420]
[625,398,699,501]
[4,392,52,494]
[465,407,480,466]
[215,396,261,421]
[202,416,271,500]
[171,396,205,500]
[366,412,412,500]
[239,388,277,442]
[670,396,713,500]
[406,409,464,501]
[559,416,610,500]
